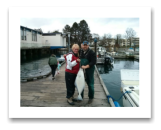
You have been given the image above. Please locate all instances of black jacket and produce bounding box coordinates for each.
[79,48,96,67]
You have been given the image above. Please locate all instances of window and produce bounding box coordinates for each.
[32,31,37,41]
[21,28,27,40]
[24,29,26,40]
[21,29,23,40]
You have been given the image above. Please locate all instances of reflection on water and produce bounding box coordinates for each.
[97,64,113,74]
[21,51,66,79]
[96,59,139,107]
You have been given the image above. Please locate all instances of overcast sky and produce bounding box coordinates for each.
[20,18,139,38]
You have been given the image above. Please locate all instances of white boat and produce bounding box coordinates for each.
[134,55,139,60]
[97,47,106,57]
[58,55,65,62]
[120,69,139,107]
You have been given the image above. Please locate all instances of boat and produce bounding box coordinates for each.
[104,54,114,65]
[134,55,139,60]
[97,47,106,57]
[120,69,139,107]
[113,52,127,59]
[58,55,65,62]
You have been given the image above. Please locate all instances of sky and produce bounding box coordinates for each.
[20,18,139,38]
[8,6,151,118]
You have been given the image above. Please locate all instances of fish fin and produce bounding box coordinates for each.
[77,94,82,100]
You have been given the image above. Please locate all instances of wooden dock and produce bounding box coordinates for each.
[21,63,111,107]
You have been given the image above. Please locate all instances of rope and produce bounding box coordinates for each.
[107,91,131,103]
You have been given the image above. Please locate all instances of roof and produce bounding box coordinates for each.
[20,26,43,34]
[42,32,63,36]
[20,26,66,36]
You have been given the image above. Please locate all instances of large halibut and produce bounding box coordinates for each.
[75,68,85,100]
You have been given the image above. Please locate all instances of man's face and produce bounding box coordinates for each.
[81,43,89,51]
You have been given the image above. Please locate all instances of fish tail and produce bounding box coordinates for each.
[77,94,82,100]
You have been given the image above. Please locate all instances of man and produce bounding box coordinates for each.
[76,41,96,104]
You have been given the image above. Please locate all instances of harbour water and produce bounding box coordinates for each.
[96,59,139,107]
[21,52,64,80]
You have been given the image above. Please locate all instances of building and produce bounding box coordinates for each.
[120,37,140,47]
[20,26,67,50]
[42,33,66,49]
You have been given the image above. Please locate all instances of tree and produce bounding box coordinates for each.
[125,28,136,47]
[77,20,91,46]
[63,25,71,45]
[63,20,91,47]
[114,34,122,49]
[88,35,93,45]
[106,33,112,46]
[114,34,122,46]
[63,25,71,33]
[52,30,60,33]
[99,34,107,46]
[70,22,79,44]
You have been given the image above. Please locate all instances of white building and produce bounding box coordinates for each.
[20,26,43,48]
[42,33,66,49]
[20,26,67,49]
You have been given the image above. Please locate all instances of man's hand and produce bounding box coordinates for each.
[81,65,90,69]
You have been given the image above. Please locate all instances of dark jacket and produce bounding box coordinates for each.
[79,48,96,67]
[48,55,57,65]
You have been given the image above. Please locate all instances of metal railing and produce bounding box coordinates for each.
[21,42,50,49]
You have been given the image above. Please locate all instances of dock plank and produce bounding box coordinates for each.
[21,63,110,107]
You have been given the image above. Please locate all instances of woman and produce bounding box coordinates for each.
[48,54,58,79]
[64,44,80,105]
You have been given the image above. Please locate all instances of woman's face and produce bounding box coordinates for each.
[73,48,79,54]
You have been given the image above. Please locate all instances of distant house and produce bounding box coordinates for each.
[120,38,140,47]
[20,26,66,49]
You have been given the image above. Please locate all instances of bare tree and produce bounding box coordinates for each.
[114,34,122,46]
[99,34,107,46]
[106,33,112,46]
[125,28,136,46]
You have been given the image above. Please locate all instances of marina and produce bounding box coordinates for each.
[20,25,140,107]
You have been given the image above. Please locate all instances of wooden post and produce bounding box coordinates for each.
[94,38,97,63]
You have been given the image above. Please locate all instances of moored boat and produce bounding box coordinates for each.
[120,69,139,107]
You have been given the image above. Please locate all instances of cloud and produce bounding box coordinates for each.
[20,18,139,37]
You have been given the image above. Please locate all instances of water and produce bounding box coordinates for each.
[21,51,65,79]
[96,59,139,107]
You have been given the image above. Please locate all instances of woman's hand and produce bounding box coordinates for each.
[77,59,81,62]
[63,54,66,58]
